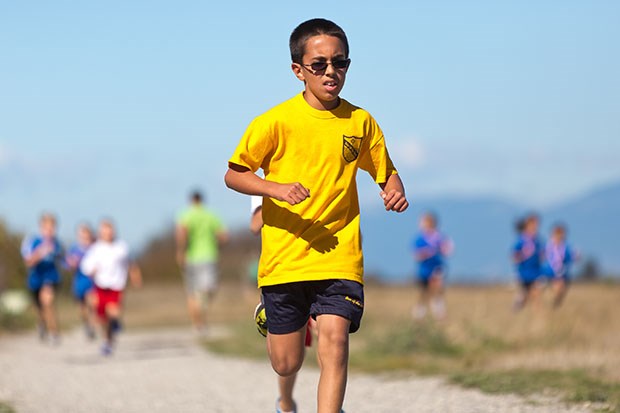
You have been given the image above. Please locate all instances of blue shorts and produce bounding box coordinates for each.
[262,279,364,335]
[73,274,94,302]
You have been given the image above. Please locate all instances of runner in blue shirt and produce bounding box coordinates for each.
[21,213,63,344]
[543,223,579,308]
[411,212,453,320]
[512,213,544,311]
[65,223,97,339]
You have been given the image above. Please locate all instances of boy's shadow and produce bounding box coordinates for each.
[263,200,340,253]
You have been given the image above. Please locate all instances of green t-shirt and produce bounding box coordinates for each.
[177,205,225,263]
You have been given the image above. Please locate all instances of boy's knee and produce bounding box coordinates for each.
[271,356,303,377]
[39,287,55,306]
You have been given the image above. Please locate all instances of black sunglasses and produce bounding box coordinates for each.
[301,59,351,73]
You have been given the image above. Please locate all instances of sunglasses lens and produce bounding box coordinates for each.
[310,62,328,72]
[333,60,350,69]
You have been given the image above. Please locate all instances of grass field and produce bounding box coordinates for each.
[2,281,619,411]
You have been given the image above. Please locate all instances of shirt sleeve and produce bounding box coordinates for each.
[357,116,398,183]
[80,247,98,276]
[228,116,276,172]
[250,195,263,215]
[20,237,33,258]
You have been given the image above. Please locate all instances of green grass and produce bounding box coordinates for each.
[201,319,268,360]
[451,369,620,412]
[0,401,16,413]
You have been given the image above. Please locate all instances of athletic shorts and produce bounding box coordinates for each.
[30,282,59,308]
[95,287,123,320]
[417,268,443,290]
[73,274,94,302]
[520,279,541,291]
[184,262,218,294]
[262,279,364,335]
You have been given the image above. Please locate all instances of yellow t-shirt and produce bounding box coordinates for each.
[229,93,398,287]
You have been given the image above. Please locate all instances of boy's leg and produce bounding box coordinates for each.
[316,314,350,413]
[414,279,429,320]
[267,327,306,376]
[105,301,122,340]
[277,374,298,412]
[552,278,567,308]
[186,292,204,330]
[39,285,59,336]
[429,273,446,320]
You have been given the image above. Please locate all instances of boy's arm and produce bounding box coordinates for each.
[379,174,409,212]
[250,207,263,235]
[175,224,188,268]
[225,163,310,206]
[129,263,142,288]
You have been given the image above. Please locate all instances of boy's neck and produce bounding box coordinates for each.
[302,91,340,111]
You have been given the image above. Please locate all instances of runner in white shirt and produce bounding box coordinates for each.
[81,219,142,356]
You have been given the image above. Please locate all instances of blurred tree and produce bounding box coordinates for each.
[0,219,26,291]
[136,226,260,284]
[577,257,601,282]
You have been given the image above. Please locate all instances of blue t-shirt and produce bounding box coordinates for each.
[21,236,63,290]
[412,230,449,280]
[543,241,575,280]
[66,243,94,297]
[513,235,543,283]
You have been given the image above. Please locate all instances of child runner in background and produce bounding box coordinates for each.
[80,219,142,356]
[176,190,228,334]
[65,223,97,340]
[543,223,579,308]
[250,195,316,413]
[411,212,454,320]
[20,213,64,345]
[512,213,544,311]
[225,18,408,413]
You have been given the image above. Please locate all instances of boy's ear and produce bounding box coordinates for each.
[291,63,305,82]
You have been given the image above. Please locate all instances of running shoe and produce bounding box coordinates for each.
[254,302,268,337]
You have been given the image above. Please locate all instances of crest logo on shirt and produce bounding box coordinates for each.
[342,135,362,163]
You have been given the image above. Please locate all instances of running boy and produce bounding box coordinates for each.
[543,223,578,308]
[65,223,97,339]
[20,213,63,344]
[411,212,453,320]
[512,213,544,311]
[80,219,142,355]
[176,190,228,333]
[225,19,408,413]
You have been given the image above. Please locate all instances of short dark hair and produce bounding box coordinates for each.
[290,18,349,64]
[190,190,203,203]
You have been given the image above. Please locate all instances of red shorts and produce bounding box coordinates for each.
[95,287,123,320]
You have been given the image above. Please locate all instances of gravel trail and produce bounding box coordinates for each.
[0,328,596,412]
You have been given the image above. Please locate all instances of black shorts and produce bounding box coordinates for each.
[520,279,540,291]
[31,283,59,308]
[262,279,364,335]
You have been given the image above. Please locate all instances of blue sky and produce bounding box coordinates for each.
[1,1,619,249]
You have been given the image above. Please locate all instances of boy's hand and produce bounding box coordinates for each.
[380,189,409,212]
[274,182,310,206]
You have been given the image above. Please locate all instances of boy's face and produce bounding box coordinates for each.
[40,219,56,238]
[552,228,566,242]
[525,218,539,235]
[77,226,93,246]
[292,35,349,111]
[99,222,115,243]
[420,216,436,231]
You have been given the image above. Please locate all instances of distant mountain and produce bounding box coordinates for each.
[545,182,620,273]
[360,182,620,283]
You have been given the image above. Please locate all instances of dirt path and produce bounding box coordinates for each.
[0,327,595,413]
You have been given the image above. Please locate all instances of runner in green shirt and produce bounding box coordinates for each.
[176,190,228,333]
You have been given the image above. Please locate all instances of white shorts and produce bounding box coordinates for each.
[184,262,218,294]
